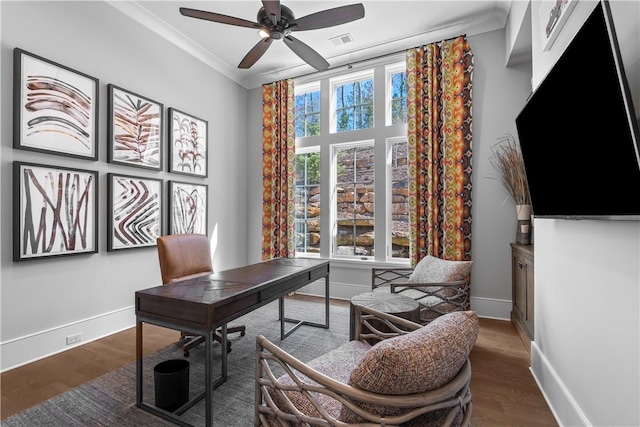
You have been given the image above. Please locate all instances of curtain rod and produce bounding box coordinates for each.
[285,33,467,83]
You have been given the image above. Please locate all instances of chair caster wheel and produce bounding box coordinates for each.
[184,351,190,357]
[240,331,246,337]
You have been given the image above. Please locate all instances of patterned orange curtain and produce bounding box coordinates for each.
[261,79,296,260]
[406,36,473,267]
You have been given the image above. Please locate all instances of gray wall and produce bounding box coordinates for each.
[0,1,249,370]
[529,1,640,425]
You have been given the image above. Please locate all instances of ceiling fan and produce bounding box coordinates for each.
[179,1,365,71]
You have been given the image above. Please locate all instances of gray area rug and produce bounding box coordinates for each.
[3,298,350,426]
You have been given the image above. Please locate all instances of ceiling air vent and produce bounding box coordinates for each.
[330,33,354,46]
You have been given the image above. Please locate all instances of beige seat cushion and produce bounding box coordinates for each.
[269,340,371,421]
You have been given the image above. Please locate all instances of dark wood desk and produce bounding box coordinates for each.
[135,257,330,427]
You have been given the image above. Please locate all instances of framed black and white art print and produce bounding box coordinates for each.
[108,84,163,170]
[13,161,98,261]
[539,0,577,51]
[107,173,163,251]
[13,48,99,160]
[168,180,208,235]
[168,108,208,177]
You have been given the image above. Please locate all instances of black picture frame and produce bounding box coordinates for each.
[168,180,208,235]
[107,173,163,251]
[168,107,208,177]
[13,48,99,160]
[13,161,98,261]
[107,84,163,170]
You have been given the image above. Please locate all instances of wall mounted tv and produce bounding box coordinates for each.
[516,0,640,220]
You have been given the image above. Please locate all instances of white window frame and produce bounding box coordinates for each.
[294,146,321,257]
[330,139,375,260]
[294,81,321,138]
[294,55,411,266]
[386,136,409,262]
[329,69,375,134]
[385,62,407,126]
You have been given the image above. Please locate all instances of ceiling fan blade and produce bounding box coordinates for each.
[238,37,274,69]
[179,7,260,30]
[262,0,281,26]
[283,36,329,71]
[292,3,365,31]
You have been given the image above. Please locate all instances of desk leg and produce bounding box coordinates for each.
[136,324,227,427]
[279,297,285,339]
[280,274,331,340]
[136,320,143,408]
[204,331,212,427]
[324,274,330,328]
[221,324,228,380]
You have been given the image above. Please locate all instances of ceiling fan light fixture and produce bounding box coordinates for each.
[179,1,365,70]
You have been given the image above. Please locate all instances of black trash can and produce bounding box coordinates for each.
[154,359,189,412]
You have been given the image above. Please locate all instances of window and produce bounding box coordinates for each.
[387,138,409,259]
[294,82,320,138]
[331,71,374,133]
[294,54,409,263]
[294,148,321,255]
[386,63,407,125]
[333,142,374,257]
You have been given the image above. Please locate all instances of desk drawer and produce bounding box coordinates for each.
[215,293,261,323]
[259,274,309,302]
[137,295,209,328]
[309,264,329,281]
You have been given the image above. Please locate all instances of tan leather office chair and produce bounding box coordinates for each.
[156,233,245,356]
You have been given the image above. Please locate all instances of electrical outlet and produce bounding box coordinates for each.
[66,333,82,345]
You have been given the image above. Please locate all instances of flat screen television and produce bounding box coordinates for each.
[515,0,640,220]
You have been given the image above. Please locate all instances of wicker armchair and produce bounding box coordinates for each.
[372,257,472,325]
[255,306,478,426]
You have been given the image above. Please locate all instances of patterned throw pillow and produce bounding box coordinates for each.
[340,311,479,424]
[408,255,473,283]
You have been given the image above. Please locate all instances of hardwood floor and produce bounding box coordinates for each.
[0,299,557,425]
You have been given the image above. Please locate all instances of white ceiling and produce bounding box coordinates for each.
[107,1,513,88]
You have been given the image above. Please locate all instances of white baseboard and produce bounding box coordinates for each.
[1,306,135,373]
[531,341,590,426]
[468,296,511,320]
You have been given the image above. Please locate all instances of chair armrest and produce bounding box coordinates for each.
[352,304,422,344]
[255,333,473,426]
[391,279,466,294]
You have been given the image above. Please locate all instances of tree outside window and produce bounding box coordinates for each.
[295,86,320,138]
[335,78,374,132]
[390,71,407,125]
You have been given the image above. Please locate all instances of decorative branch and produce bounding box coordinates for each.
[489,133,531,205]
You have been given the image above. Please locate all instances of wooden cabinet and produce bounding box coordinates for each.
[511,243,534,347]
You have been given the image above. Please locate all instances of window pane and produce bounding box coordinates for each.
[306,114,320,137]
[295,89,321,137]
[390,71,407,125]
[390,141,409,259]
[295,152,321,254]
[335,144,374,257]
[360,79,374,103]
[334,78,374,133]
